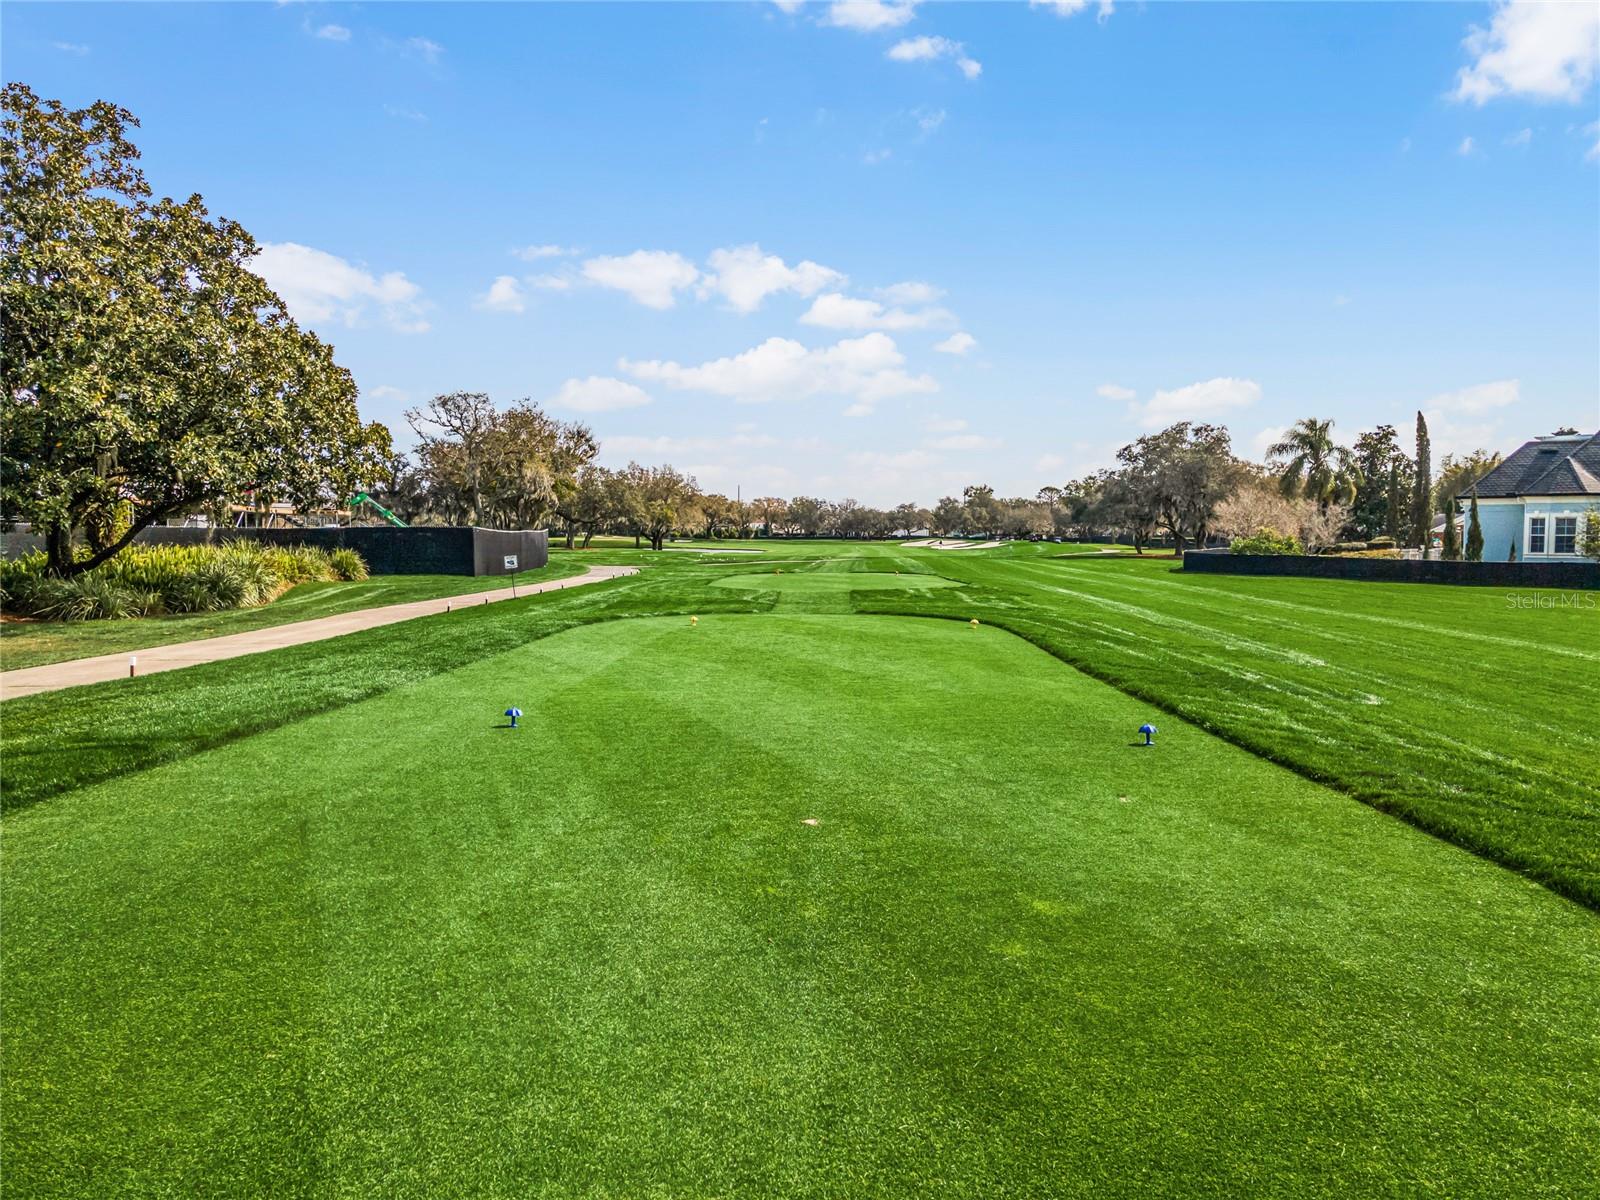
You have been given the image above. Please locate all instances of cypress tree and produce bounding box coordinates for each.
[1385,462,1402,540]
[1466,490,1484,562]
[1411,411,1432,556]
[1508,541,1517,562]
[1442,503,1461,559]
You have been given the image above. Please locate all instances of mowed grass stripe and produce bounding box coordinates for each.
[868,555,1598,904]
[4,616,1598,1197]
[1005,559,1598,802]
[1024,566,1590,789]
[1009,558,1598,707]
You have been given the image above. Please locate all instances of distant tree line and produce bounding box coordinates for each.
[7,85,1553,575]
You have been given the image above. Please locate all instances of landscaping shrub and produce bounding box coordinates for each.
[259,544,331,586]
[18,573,136,622]
[0,551,47,608]
[0,540,368,622]
[1365,536,1396,550]
[1319,541,1372,556]
[1230,527,1302,555]
[329,548,369,581]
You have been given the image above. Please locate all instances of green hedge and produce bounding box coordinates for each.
[0,540,367,622]
[1230,527,1303,555]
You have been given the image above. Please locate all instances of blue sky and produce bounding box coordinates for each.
[6,0,1599,503]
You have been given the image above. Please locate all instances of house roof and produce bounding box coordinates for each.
[1469,431,1600,499]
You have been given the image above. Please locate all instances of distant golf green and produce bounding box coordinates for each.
[4,614,1597,1197]
[709,569,958,594]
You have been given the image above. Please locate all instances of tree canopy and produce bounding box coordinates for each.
[397,392,598,530]
[0,84,390,575]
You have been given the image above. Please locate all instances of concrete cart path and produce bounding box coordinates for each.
[0,564,638,700]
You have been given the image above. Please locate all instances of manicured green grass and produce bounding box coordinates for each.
[3,542,1595,906]
[864,552,1600,906]
[0,558,591,671]
[708,569,958,594]
[5,615,1596,1197]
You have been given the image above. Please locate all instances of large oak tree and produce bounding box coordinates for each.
[1,85,390,575]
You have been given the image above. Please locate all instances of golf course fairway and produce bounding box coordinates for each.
[4,614,1596,1198]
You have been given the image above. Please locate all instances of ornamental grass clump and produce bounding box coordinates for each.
[0,539,367,622]
[328,548,368,581]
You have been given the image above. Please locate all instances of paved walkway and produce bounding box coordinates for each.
[0,564,637,700]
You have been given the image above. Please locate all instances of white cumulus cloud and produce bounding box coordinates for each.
[621,332,937,410]
[1132,377,1260,429]
[878,281,944,305]
[512,244,580,261]
[699,244,845,313]
[1454,0,1600,104]
[581,250,700,309]
[823,0,920,32]
[250,242,429,334]
[1096,383,1136,401]
[476,275,525,314]
[1031,0,1114,21]
[934,332,977,355]
[553,376,653,413]
[887,35,981,79]
[800,292,955,332]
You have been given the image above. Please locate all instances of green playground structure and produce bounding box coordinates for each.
[348,492,409,528]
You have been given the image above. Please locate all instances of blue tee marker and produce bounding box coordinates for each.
[1138,723,1157,746]
[505,707,523,729]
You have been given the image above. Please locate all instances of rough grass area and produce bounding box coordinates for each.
[5,615,1596,1198]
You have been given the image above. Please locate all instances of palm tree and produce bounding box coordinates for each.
[1267,418,1363,512]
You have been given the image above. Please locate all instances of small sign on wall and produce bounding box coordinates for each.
[503,555,519,571]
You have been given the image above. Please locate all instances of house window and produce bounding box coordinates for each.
[1554,516,1578,555]
[1528,517,1546,554]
